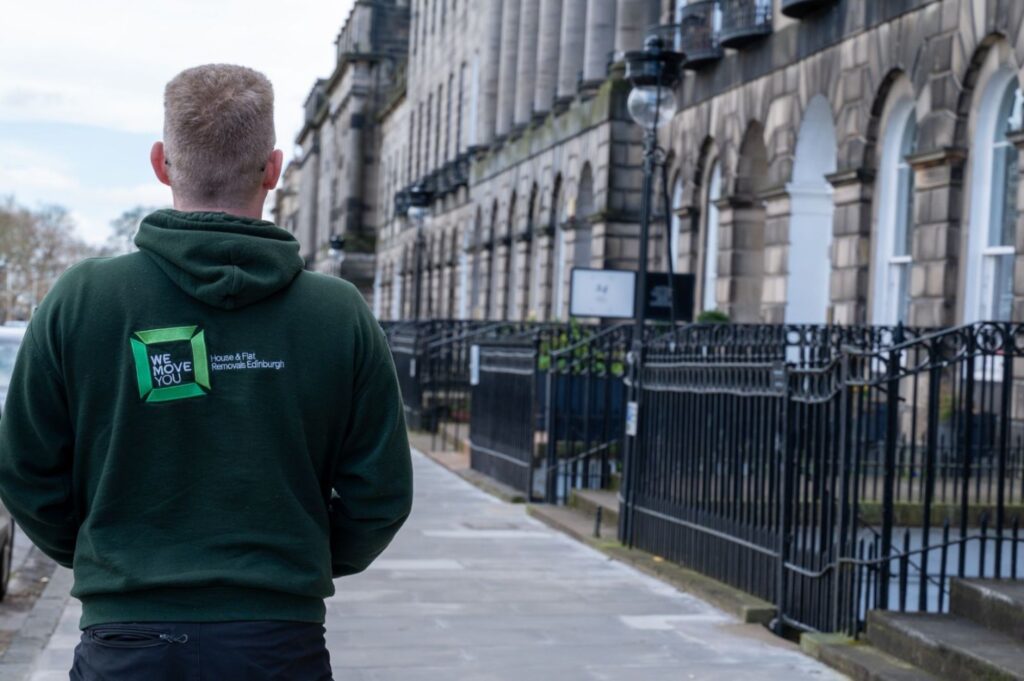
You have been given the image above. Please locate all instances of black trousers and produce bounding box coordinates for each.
[70,621,333,681]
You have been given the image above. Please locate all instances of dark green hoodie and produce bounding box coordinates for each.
[0,210,413,628]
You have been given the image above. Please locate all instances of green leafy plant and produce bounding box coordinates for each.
[697,309,730,324]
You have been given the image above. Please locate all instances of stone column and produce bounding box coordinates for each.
[614,0,659,58]
[495,0,522,137]
[557,0,588,101]
[514,0,541,127]
[493,238,511,319]
[478,0,503,146]
[478,246,492,319]
[760,188,790,324]
[534,0,564,117]
[536,228,555,320]
[907,147,966,328]
[715,196,767,324]
[582,0,616,86]
[828,169,874,325]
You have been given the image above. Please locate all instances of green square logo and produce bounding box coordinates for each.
[130,326,210,403]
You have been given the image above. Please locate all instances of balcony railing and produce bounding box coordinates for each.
[678,1,723,69]
[781,0,836,19]
[720,0,772,49]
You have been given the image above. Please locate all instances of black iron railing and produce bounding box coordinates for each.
[621,322,1024,635]
[469,336,540,493]
[543,324,633,503]
[383,318,1024,635]
[719,0,772,49]
[678,2,723,68]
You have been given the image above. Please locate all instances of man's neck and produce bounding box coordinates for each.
[173,197,265,221]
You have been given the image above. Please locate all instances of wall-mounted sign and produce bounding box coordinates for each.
[644,272,696,323]
[569,268,696,322]
[569,268,637,319]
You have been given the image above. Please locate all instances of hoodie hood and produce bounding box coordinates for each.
[135,210,304,310]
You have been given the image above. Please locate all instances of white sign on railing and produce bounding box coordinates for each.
[469,345,481,386]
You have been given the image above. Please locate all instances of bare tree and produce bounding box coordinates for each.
[107,206,159,255]
[0,198,107,322]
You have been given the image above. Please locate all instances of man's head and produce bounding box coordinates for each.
[151,64,284,217]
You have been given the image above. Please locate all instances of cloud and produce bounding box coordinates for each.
[0,166,78,193]
[2,0,358,244]
[0,0,357,142]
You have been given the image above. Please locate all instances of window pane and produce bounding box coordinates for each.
[1001,86,1024,138]
[897,262,911,324]
[894,165,913,256]
[991,142,1018,247]
[993,252,1014,321]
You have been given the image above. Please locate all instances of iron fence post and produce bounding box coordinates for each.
[832,353,853,632]
[879,340,902,611]
[775,362,793,636]
[996,322,1012,577]
[959,333,976,578]
[544,355,558,503]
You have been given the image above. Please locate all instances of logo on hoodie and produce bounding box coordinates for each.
[129,325,210,403]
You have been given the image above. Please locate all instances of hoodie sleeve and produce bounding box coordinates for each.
[329,298,413,577]
[0,325,77,568]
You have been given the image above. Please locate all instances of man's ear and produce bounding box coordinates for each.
[262,149,285,191]
[151,142,172,187]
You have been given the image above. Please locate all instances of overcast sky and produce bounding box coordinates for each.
[1,0,356,245]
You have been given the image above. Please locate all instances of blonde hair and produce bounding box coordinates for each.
[163,64,276,206]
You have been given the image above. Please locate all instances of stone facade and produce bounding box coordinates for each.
[283,0,1024,327]
[374,0,662,321]
[275,1,410,297]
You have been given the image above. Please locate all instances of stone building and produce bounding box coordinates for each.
[275,0,410,296]
[284,0,1024,328]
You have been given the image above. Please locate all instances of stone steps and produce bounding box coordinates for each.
[807,577,1024,680]
[950,579,1024,641]
[867,610,1024,681]
[804,635,943,681]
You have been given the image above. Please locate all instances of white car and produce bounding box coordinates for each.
[0,323,24,600]
[0,325,25,407]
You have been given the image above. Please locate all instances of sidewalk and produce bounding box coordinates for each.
[24,451,847,680]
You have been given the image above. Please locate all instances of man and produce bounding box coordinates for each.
[0,64,413,680]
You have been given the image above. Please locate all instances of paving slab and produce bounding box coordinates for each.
[24,451,848,680]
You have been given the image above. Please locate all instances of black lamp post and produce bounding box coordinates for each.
[620,35,684,546]
[408,182,433,321]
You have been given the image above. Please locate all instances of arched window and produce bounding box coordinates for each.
[967,72,1024,322]
[703,160,722,312]
[670,175,684,270]
[522,186,538,319]
[786,95,837,324]
[552,180,568,320]
[505,193,517,320]
[469,210,483,317]
[575,164,595,268]
[542,177,562,321]
[872,99,917,325]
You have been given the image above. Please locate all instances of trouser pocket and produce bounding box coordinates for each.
[73,624,193,681]
[88,627,188,649]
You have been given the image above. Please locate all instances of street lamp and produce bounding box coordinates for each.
[408,182,433,321]
[620,35,684,546]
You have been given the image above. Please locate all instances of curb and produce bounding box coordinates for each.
[527,504,776,626]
